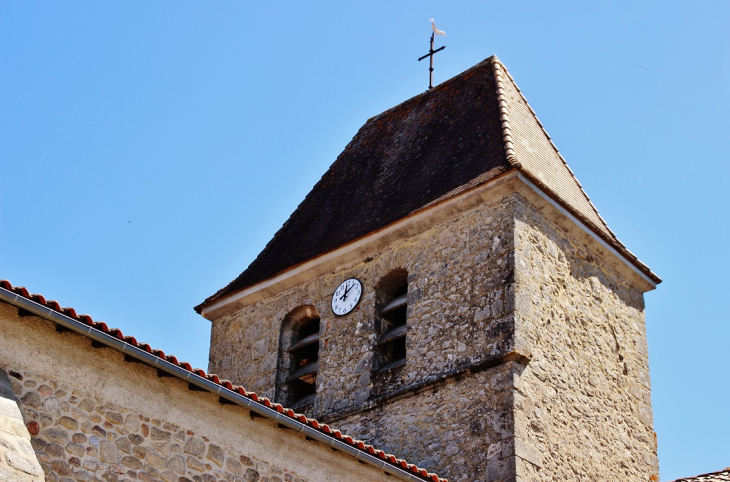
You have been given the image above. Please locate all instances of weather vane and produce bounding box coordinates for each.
[418,19,446,90]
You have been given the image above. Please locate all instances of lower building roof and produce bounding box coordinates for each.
[0,279,447,482]
[671,469,730,482]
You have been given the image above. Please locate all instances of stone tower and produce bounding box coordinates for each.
[196,57,661,482]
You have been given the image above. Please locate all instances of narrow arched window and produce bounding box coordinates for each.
[375,270,408,371]
[276,306,320,409]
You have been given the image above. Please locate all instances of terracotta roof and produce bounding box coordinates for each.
[0,279,447,482]
[671,469,730,482]
[198,55,659,312]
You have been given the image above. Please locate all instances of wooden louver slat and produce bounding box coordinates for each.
[285,362,319,383]
[286,332,320,353]
[380,293,407,315]
[377,324,407,345]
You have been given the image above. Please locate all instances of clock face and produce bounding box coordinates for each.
[331,278,363,316]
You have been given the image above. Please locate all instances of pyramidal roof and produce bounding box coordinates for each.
[197,56,658,313]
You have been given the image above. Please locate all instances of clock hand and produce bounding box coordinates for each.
[340,283,353,301]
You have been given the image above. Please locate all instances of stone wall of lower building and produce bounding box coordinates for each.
[0,303,396,482]
[6,368,296,482]
[0,369,44,482]
[511,194,659,481]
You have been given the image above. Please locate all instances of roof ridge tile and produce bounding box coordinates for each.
[490,57,520,168]
[493,57,616,239]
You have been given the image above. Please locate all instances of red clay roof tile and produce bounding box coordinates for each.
[671,469,730,482]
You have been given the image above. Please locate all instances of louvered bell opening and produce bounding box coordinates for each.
[287,317,320,408]
[378,291,407,372]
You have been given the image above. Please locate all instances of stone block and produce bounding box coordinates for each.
[26,421,39,436]
[41,397,60,416]
[132,445,147,459]
[151,427,171,441]
[146,451,168,469]
[75,469,96,482]
[124,414,140,432]
[0,397,22,420]
[66,442,85,457]
[37,385,53,397]
[225,456,243,475]
[486,455,516,480]
[0,417,24,438]
[0,465,31,482]
[58,416,78,430]
[45,443,64,457]
[160,470,177,482]
[167,455,185,474]
[205,444,223,467]
[99,441,120,464]
[121,456,142,470]
[7,451,44,476]
[508,438,542,468]
[20,392,43,408]
[105,412,123,425]
[186,456,205,472]
[115,436,131,454]
[152,442,171,458]
[43,428,68,445]
[243,469,260,482]
[183,437,205,457]
[77,399,94,412]
[30,437,46,452]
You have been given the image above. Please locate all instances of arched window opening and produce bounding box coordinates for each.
[286,317,320,406]
[276,306,320,410]
[375,270,408,372]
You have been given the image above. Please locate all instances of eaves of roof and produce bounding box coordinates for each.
[197,55,660,314]
[489,57,660,286]
[0,279,448,482]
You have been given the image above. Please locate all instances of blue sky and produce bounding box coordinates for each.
[1,2,728,480]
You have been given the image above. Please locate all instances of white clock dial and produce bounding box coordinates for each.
[331,278,363,316]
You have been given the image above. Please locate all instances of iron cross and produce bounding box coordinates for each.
[418,32,446,90]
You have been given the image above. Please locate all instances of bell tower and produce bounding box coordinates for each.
[196,56,661,482]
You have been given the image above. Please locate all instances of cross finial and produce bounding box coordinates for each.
[418,19,446,90]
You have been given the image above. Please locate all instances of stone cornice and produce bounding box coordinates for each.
[201,171,657,320]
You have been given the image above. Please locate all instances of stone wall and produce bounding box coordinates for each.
[207,182,658,481]
[7,369,296,482]
[0,369,43,482]
[209,195,519,422]
[0,302,397,482]
[511,195,659,480]
[333,362,523,482]
[209,195,523,482]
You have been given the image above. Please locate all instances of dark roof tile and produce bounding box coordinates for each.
[198,55,659,312]
[198,57,511,310]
